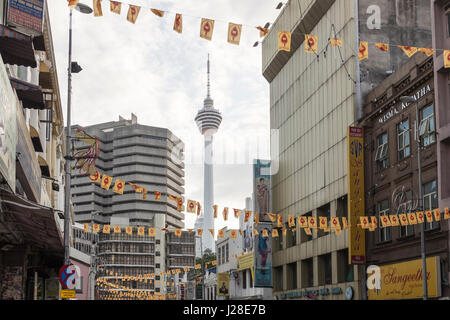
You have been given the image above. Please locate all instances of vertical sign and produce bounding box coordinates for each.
[7,0,45,35]
[217,273,229,297]
[347,127,365,264]
[0,56,17,192]
[253,159,271,223]
[254,223,272,287]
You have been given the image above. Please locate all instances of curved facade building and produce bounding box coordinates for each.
[70,114,185,298]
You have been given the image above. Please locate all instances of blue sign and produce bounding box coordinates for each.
[7,0,44,34]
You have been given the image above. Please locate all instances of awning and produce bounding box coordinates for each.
[0,189,63,253]
[0,24,37,68]
[38,155,50,178]
[33,35,46,51]
[9,77,46,109]
[29,125,44,152]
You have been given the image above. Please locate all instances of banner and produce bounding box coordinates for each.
[217,273,229,297]
[7,0,44,35]
[253,160,271,223]
[348,127,365,264]
[253,222,272,288]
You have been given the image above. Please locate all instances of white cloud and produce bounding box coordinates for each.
[48,0,280,233]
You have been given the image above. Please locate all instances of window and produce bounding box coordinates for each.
[274,266,283,291]
[375,133,389,170]
[225,243,229,262]
[317,204,330,238]
[397,120,410,160]
[287,223,296,247]
[249,270,253,288]
[45,109,52,141]
[419,104,436,147]
[300,212,313,243]
[301,258,313,288]
[423,181,439,230]
[337,249,354,283]
[318,254,332,286]
[336,196,348,219]
[242,270,247,289]
[218,247,221,265]
[398,190,414,237]
[447,8,450,37]
[378,200,391,242]
[287,262,297,290]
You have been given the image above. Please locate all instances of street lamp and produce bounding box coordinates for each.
[400,95,427,300]
[64,2,93,267]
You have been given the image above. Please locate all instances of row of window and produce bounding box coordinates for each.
[375,104,435,170]
[101,255,155,265]
[99,242,155,254]
[168,257,195,266]
[377,180,439,242]
[217,243,229,265]
[168,244,195,255]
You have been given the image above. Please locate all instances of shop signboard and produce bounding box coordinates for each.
[253,160,271,223]
[0,56,17,192]
[7,0,45,36]
[253,223,272,288]
[217,273,229,297]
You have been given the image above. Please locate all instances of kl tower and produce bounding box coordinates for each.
[195,55,222,253]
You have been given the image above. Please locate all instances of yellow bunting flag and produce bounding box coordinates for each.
[177,197,183,211]
[335,228,342,235]
[256,26,269,38]
[161,227,168,232]
[197,229,203,236]
[222,207,229,221]
[227,23,242,45]
[197,202,202,216]
[297,216,308,228]
[148,227,155,237]
[209,229,215,237]
[262,229,269,238]
[304,228,312,236]
[126,226,133,235]
[445,208,450,220]
[213,205,218,219]
[212,261,217,266]
[84,223,89,233]
[267,213,276,223]
[380,215,391,227]
[407,213,418,225]
[101,174,113,190]
[319,217,327,230]
[308,217,317,229]
[277,214,283,228]
[93,0,102,17]
[369,216,378,231]
[195,264,201,270]
[137,227,145,236]
[90,170,101,182]
[103,225,110,234]
[304,34,318,53]
[127,5,141,24]
[418,48,434,57]
[113,179,125,195]
[186,200,196,213]
[113,225,121,233]
[218,229,225,239]
[154,191,161,201]
[375,43,389,52]
[244,211,252,223]
[253,229,259,236]
[230,229,237,239]
[254,212,259,226]
[278,31,291,52]
[416,212,425,223]
[272,229,279,238]
[175,229,182,237]
[173,13,183,34]
[445,51,450,68]
[233,209,240,219]
[67,0,79,8]
[110,1,121,14]
[331,217,341,230]
[239,230,243,236]
[200,18,214,40]
[360,216,370,229]
[398,46,418,57]
[288,215,295,228]
[93,224,100,233]
[150,9,164,17]
[399,214,409,226]
[425,210,433,223]
[390,214,400,226]
[187,228,193,234]
[330,38,342,48]
[434,209,441,221]
[359,42,369,61]
[342,217,349,229]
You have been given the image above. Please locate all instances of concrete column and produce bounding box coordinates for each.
[330,200,337,218]
[313,256,319,287]
[296,260,302,289]
[282,264,287,292]
[332,251,338,284]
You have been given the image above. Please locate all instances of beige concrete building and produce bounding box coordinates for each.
[262,0,362,300]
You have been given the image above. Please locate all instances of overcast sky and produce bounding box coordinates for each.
[47,0,281,231]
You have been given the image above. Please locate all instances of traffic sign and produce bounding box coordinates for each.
[58,264,80,289]
[60,289,76,299]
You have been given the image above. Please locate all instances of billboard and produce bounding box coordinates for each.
[7,0,45,35]
[368,257,441,300]
[0,56,17,192]
[254,222,272,288]
[347,127,365,264]
[253,160,271,223]
[217,273,229,297]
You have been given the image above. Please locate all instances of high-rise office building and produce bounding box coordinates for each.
[70,114,185,297]
[195,55,222,253]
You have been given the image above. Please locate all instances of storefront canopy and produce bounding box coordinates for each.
[9,77,46,109]
[0,189,63,253]
[0,24,37,68]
